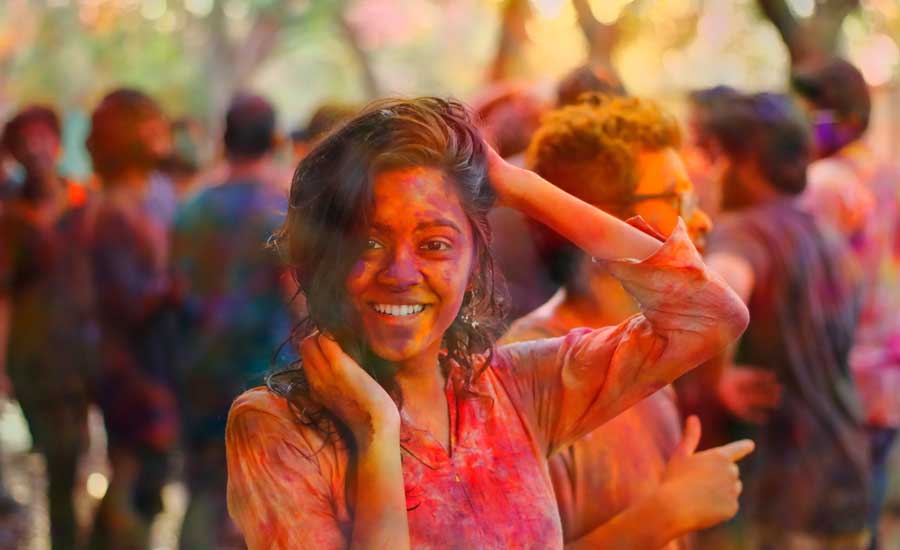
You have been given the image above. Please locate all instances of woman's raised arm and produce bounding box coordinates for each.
[487,147,662,261]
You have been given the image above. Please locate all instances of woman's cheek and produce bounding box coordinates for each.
[345,258,375,295]
[433,261,471,319]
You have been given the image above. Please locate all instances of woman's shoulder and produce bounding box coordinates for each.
[230,386,292,418]
[228,388,320,447]
[227,387,348,458]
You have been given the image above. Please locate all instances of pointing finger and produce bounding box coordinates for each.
[717,439,755,462]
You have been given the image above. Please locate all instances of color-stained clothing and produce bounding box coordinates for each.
[172,177,294,550]
[0,180,94,550]
[707,198,870,536]
[89,182,180,452]
[0,181,94,450]
[225,223,748,549]
[502,304,685,548]
[804,147,900,428]
[172,178,293,448]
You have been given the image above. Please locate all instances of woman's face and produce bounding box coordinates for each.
[632,147,712,249]
[345,166,475,363]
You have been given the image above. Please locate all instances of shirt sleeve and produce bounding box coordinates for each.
[226,390,349,550]
[494,220,748,456]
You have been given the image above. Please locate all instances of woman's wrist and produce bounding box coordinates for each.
[352,410,401,450]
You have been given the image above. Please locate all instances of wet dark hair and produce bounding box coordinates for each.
[223,94,276,161]
[2,105,61,150]
[693,90,811,196]
[269,97,507,435]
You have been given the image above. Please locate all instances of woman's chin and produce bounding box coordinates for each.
[367,342,427,364]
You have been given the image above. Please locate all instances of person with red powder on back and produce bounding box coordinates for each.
[225,97,750,549]
[502,94,751,549]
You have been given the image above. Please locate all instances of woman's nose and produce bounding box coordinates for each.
[377,246,422,290]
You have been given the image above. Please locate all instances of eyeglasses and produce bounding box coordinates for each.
[598,190,699,219]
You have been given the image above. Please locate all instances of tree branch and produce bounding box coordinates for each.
[338,14,380,99]
[758,0,861,66]
[487,0,532,83]
[756,0,805,62]
[571,0,617,67]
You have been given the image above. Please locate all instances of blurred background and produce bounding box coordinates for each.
[1,0,899,549]
[0,0,898,178]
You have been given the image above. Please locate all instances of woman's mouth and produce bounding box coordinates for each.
[371,303,427,317]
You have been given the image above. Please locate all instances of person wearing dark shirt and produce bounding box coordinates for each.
[172,94,295,549]
[698,91,871,549]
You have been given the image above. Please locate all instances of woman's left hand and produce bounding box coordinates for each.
[300,333,400,446]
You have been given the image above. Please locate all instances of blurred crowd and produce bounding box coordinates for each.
[1,54,899,550]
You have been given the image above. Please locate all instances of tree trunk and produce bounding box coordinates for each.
[571,0,617,69]
[338,14,380,99]
[487,0,532,83]
[757,0,860,67]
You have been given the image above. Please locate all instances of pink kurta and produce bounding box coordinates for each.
[225,223,748,549]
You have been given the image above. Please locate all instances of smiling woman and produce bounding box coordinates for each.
[224,97,750,550]
[271,98,506,408]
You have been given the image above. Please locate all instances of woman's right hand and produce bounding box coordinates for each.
[657,415,754,533]
[300,333,400,446]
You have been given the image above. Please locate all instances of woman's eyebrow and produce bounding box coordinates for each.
[414,219,463,234]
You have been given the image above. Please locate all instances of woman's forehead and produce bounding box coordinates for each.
[369,166,470,230]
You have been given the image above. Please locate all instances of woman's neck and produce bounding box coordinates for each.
[392,342,446,399]
[391,341,451,449]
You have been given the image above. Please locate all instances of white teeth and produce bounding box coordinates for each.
[373,304,425,317]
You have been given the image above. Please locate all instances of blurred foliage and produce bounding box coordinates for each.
[0,0,895,130]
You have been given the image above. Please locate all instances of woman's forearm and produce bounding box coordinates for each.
[565,491,682,550]
[350,423,410,550]
[501,166,662,261]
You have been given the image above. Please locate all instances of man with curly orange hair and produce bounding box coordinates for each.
[502,95,751,549]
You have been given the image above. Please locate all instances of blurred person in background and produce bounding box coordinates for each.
[171,93,296,550]
[792,59,900,550]
[503,94,752,549]
[0,105,94,549]
[555,63,626,107]
[289,103,357,165]
[160,117,208,200]
[85,89,180,550]
[684,86,743,221]
[697,91,871,549]
[473,83,556,321]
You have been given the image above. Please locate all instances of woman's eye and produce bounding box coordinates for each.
[366,239,384,250]
[421,240,451,252]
